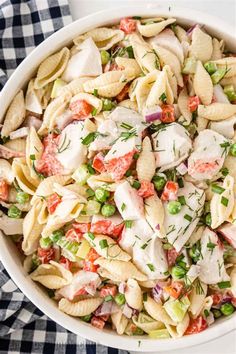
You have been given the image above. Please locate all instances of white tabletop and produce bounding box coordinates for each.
[68,1,236,353]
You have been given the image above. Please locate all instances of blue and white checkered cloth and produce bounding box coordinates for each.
[0,1,128,353]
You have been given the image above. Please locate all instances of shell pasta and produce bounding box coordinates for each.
[1,15,236,339]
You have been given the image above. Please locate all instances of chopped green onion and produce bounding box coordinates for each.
[30,154,36,160]
[211,67,228,84]
[207,241,216,250]
[124,220,133,228]
[99,239,108,249]
[125,169,132,177]
[8,205,21,218]
[204,309,209,317]
[221,196,229,207]
[104,295,113,302]
[114,293,126,306]
[220,167,229,176]
[230,143,236,157]
[81,132,97,145]
[126,46,134,58]
[93,88,98,97]
[223,84,236,102]
[101,204,116,217]
[171,265,187,279]
[178,196,186,206]
[132,180,141,190]
[211,184,225,194]
[120,122,133,130]
[50,229,64,243]
[39,237,52,249]
[95,187,110,203]
[91,108,97,116]
[147,263,155,272]
[177,177,184,188]
[102,99,115,111]
[159,92,167,103]
[87,163,95,175]
[204,61,217,75]
[121,203,126,211]
[205,213,212,226]
[87,232,95,240]
[217,281,231,289]
[184,214,192,222]
[16,191,30,204]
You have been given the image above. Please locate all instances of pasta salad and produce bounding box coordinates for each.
[1,16,236,339]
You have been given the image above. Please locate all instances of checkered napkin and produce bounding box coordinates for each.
[0,1,128,353]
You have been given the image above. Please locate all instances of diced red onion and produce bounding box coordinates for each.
[118,282,126,294]
[122,303,133,318]
[176,162,188,175]
[143,105,162,123]
[94,301,120,317]
[152,284,163,303]
[155,224,160,231]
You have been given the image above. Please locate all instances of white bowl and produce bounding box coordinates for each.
[0,4,235,352]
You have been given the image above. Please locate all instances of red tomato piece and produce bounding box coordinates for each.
[100,285,117,298]
[188,96,201,113]
[47,193,61,214]
[92,153,106,173]
[0,179,9,201]
[211,293,223,306]
[72,223,91,233]
[119,17,137,34]
[161,181,178,201]
[185,316,207,335]
[65,228,83,242]
[90,220,124,238]
[116,83,130,102]
[37,247,55,264]
[87,248,100,262]
[59,256,72,271]
[69,99,93,119]
[137,181,155,198]
[91,316,105,329]
[167,247,179,266]
[105,150,136,181]
[161,105,175,123]
[164,281,183,299]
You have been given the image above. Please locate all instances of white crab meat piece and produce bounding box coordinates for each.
[188,129,229,180]
[90,119,119,151]
[108,107,145,132]
[164,181,205,252]
[197,228,230,284]
[152,123,192,172]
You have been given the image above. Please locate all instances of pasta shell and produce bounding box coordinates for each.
[22,200,44,255]
[70,93,103,114]
[84,234,131,261]
[211,38,224,60]
[175,25,190,44]
[210,175,235,229]
[0,159,14,183]
[26,127,44,180]
[164,65,178,100]
[125,279,142,310]
[144,296,176,325]
[189,280,207,318]
[196,116,208,133]
[144,193,165,237]
[94,258,147,281]
[87,173,120,192]
[31,175,70,204]
[97,267,121,282]
[212,57,236,78]
[115,57,142,77]
[132,313,164,334]
[34,47,70,89]
[30,261,73,289]
[25,79,43,115]
[152,44,183,86]
[59,297,103,317]
[166,313,190,338]
[137,18,176,37]
[221,75,236,91]
[145,71,169,107]
[111,310,129,335]
[1,90,25,137]
[118,99,138,111]
[178,88,192,124]
[12,158,39,195]
[193,61,213,105]
[190,27,213,63]
[136,137,155,182]
[4,138,26,153]
[57,77,91,97]
[74,27,124,50]
[198,103,236,121]
[0,211,23,235]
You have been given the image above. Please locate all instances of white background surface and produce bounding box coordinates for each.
[68,1,236,353]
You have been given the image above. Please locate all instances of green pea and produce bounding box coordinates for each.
[39,237,52,249]
[101,204,116,217]
[220,303,234,316]
[212,309,222,319]
[50,229,64,243]
[171,265,187,279]
[102,99,115,111]
[16,191,30,204]
[8,205,22,218]
[205,213,212,226]
[114,293,126,306]
[167,201,182,215]
[152,176,166,191]
[95,187,110,203]
[230,143,236,157]
[100,50,110,65]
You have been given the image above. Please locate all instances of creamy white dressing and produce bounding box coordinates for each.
[56,122,88,173]
[62,38,102,82]
[152,123,192,171]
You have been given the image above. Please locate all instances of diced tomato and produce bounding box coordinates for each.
[137,181,155,198]
[105,150,136,181]
[65,228,83,242]
[90,220,124,238]
[116,83,130,102]
[161,105,175,123]
[211,293,223,306]
[72,223,91,233]
[185,316,208,335]
[59,256,72,271]
[188,96,201,113]
[47,193,61,214]
[83,260,98,273]
[37,247,55,264]
[119,17,137,34]
[87,248,100,262]
[69,99,93,119]
[91,316,105,329]
[92,153,106,173]
[167,247,179,266]
[161,181,178,201]
[0,178,9,201]
[100,285,117,298]
[164,281,183,299]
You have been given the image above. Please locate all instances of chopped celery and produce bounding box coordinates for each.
[182,57,197,74]
[211,68,228,84]
[148,329,170,339]
[72,164,91,185]
[204,61,217,75]
[56,236,80,261]
[51,78,66,98]
[223,85,236,102]
[163,296,190,323]
[85,200,101,215]
[76,239,91,259]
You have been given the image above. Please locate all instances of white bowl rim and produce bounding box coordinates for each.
[0,4,236,352]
